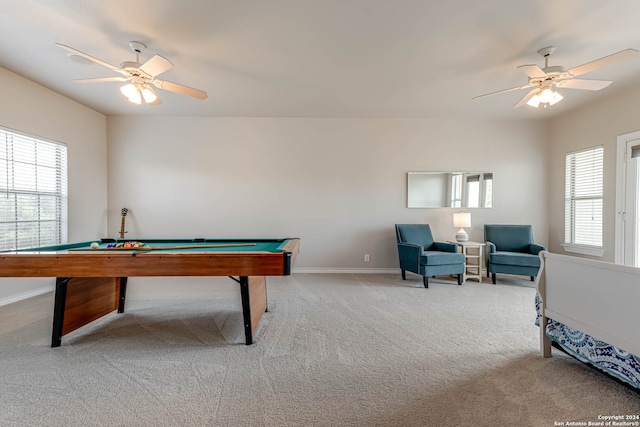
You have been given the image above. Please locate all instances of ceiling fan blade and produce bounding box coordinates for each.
[513,87,539,108]
[153,79,208,100]
[73,76,129,83]
[139,55,173,77]
[517,64,546,79]
[568,48,639,77]
[55,43,124,74]
[472,83,534,100]
[556,78,612,91]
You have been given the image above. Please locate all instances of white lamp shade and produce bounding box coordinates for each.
[526,94,541,108]
[453,212,470,242]
[141,85,158,104]
[120,83,142,104]
[120,83,137,98]
[547,89,563,105]
[538,87,555,103]
[453,212,471,228]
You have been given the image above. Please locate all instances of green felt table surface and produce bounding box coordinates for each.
[14,238,292,253]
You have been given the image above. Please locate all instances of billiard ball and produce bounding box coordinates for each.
[90,242,99,249]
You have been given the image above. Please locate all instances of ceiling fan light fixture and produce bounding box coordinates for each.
[57,42,208,105]
[547,89,563,106]
[527,86,563,108]
[473,46,638,109]
[140,85,158,104]
[120,83,137,98]
[526,94,541,108]
[128,92,142,105]
[120,83,141,104]
[538,87,554,103]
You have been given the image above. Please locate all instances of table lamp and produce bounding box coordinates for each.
[453,212,471,242]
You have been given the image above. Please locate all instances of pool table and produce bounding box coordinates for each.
[0,238,299,347]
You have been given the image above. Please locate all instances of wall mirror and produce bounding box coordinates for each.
[407,172,493,208]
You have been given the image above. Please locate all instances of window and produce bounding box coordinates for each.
[564,146,603,256]
[0,127,68,251]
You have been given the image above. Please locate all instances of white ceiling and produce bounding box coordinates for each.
[2,0,640,119]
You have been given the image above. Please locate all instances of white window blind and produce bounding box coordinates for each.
[565,146,603,247]
[0,127,68,251]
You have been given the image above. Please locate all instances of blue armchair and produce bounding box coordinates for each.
[395,224,465,288]
[484,224,546,284]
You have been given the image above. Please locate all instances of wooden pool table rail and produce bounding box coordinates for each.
[0,249,297,278]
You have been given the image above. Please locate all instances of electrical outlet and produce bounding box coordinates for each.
[364,254,370,262]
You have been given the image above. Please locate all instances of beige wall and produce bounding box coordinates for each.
[0,66,552,304]
[107,116,548,271]
[0,67,108,304]
[548,81,640,262]
[2,56,636,299]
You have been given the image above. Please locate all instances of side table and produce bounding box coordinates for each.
[448,241,484,283]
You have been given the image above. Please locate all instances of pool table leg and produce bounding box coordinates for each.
[51,277,71,348]
[239,276,267,345]
[118,277,128,313]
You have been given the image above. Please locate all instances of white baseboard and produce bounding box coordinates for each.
[292,268,399,274]
[0,285,54,307]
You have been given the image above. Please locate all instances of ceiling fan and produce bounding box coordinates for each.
[56,41,208,105]
[473,46,639,108]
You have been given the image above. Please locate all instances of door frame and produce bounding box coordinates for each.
[615,130,640,265]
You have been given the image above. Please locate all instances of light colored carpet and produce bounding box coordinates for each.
[0,274,638,426]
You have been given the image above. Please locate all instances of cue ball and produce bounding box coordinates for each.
[90,242,99,249]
